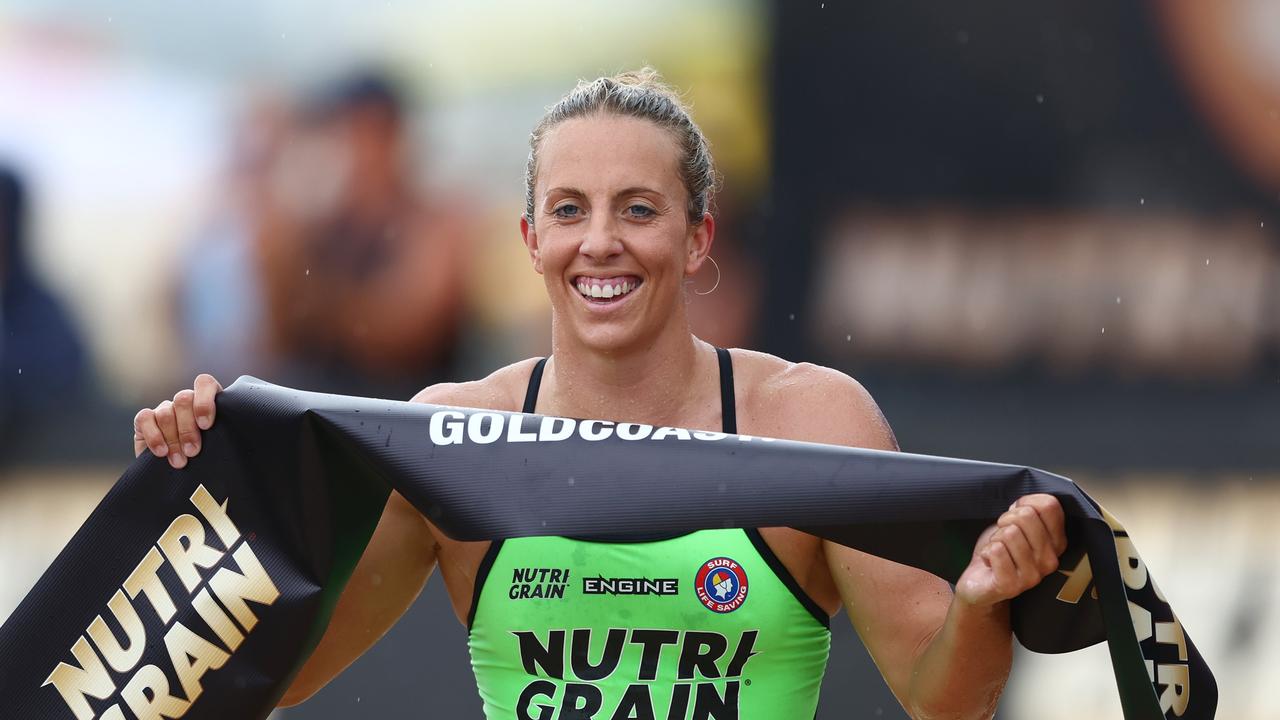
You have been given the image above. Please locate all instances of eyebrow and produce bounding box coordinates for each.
[542,186,667,205]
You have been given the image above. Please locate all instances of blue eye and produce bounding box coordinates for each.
[553,204,581,218]
[627,205,654,218]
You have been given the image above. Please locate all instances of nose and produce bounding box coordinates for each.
[578,213,624,262]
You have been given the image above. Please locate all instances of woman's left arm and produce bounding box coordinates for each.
[773,364,1065,720]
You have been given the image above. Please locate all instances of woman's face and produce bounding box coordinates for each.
[522,113,713,354]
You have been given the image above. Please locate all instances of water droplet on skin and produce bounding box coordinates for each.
[1139,198,1145,205]
[846,334,852,342]
[1101,327,1106,334]
[1206,258,1210,265]
[305,268,310,276]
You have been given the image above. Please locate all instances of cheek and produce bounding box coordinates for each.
[537,240,577,286]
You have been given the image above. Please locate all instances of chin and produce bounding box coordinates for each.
[568,320,655,356]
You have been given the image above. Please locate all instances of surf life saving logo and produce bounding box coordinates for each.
[695,557,749,613]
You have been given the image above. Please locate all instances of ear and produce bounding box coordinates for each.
[520,214,543,274]
[684,212,716,276]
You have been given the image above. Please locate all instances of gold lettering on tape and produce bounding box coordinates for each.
[1129,600,1153,644]
[121,664,191,720]
[190,485,241,548]
[191,588,245,652]
[41,636,114,720]
[1156,617,1188,662]
[86,589,146,673]
[1157,663,1190,716]
[157,515,225,593]
[209,542,281,632]
[123,547,177,624]
[1054,554,1096,603]
[165,620,230,704]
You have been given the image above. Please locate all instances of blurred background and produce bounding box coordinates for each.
[0,0,1276,717]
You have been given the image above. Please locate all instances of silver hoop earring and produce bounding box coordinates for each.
[693,256,721,296]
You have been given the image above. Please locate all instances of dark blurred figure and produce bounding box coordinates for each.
[257,71,470,398]
[0,167,88,448]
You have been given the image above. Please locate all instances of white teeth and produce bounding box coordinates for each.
[577,279,639,299]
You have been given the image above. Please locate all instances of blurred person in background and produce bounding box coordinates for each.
[256,71,470,399]
[177,93,289,384]
[0,166,88,456]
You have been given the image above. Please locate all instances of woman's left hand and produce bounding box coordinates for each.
[955,494,1069,608]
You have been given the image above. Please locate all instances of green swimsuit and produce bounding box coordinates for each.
[467,350,831,719]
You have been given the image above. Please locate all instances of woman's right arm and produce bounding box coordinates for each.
[132,374,440,708]
[277,491,437,706]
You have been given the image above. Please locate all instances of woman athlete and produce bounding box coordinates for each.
[133,69,1067,719]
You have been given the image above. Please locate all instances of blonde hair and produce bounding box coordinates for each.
[524,68,716,225]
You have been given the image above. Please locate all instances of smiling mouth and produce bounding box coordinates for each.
[574,275,642,303]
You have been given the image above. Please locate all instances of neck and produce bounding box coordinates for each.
[542,324,716,427]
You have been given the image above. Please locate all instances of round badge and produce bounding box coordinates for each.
[695,557,749,613]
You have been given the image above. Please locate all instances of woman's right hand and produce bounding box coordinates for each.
[132,374,223,469]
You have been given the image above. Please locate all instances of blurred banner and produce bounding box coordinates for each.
[812,209,1276,378]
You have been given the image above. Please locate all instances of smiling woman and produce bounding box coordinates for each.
[133,68,1070,720]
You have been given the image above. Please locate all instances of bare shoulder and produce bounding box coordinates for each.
[728,348,898,451]
[409,357,542,412]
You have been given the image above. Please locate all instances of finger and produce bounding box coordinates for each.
[1000,505,1054,568]
[1016,494,1068,555]
[983,541,1018,599]
[995,524,1042,589]
[154,401,186,469]
[133,408,168,458]
[193,374,222,431]
[172,389,201,458]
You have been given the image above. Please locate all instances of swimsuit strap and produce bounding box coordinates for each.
[521,357,548,414]
[715,347,737,434]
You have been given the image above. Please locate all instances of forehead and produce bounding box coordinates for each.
[536,114,683,194]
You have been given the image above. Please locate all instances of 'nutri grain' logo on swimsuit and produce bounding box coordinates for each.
[695,557,748,613]
[510,568,570,600]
